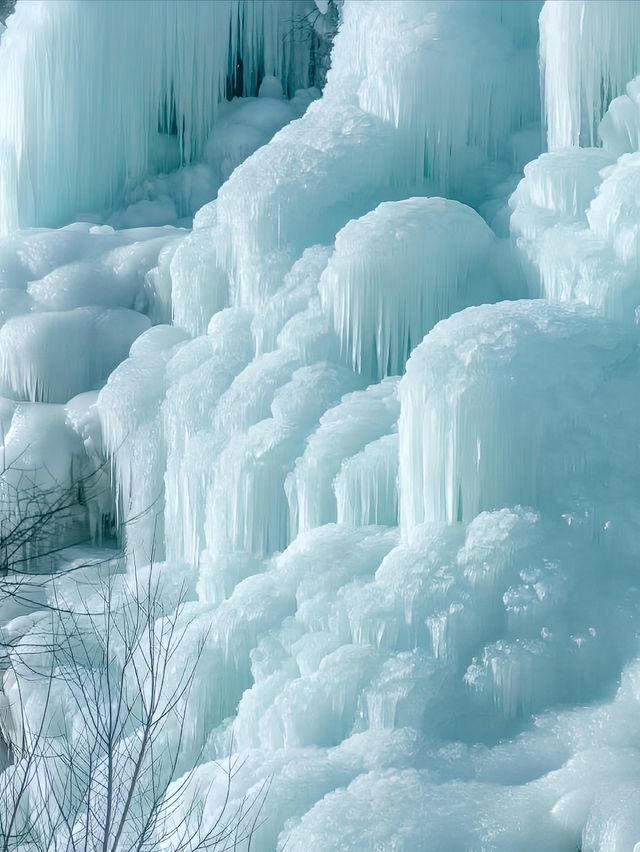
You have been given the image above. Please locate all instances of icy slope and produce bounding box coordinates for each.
[2,1,640,851]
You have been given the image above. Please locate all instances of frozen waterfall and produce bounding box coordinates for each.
[2,1,640,850]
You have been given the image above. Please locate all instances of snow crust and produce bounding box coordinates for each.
[3,1,640,850]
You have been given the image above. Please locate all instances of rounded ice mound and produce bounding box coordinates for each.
[206,95,299,185]
[335,433,399,527]
[511,149,614,238]
[587,152,640,264]
[97,323,190,559]
[511,146,640,322]
[214,0,541,309]
[0,307,150,403]
[599,75,640,157]
[258,75,283,99]
[281,768,571,852]
[352,0,540,195]
[0,402,96,556]
[170,205,229,336]
[286,378,399,538]
[203,361,360,560]
[398,300,640,530]
[319,198,501,381]
[25,232,178,311]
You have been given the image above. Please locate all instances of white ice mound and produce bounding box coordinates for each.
[156,503,640,851]
[0,306,150,403]
[511,141,640,322]
[286,379,399,538]
[203,360,360,560]
[335,433,399,528]
[319,198,501,381]
[97,324,190,560]
[214,0,541,308]
[0,0,317,232]
[0,400,107,557]
[348,0,540,194]
[600,75,640,157]
[398,300,640,531]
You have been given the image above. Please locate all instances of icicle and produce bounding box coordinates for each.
[398,300,639,532]
[203,362,358,559]
[510,146,640,322]
[286,379,399,538]
[319,198,498,382]
[0,0,317,232]
[215,0,540,310]
[540,0,640,149]
[162,308,254,565]
[334,434,399,528]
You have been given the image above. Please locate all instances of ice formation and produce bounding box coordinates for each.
[540,0,640,149]
[318,198,503,380]
[3,0,640,850]
[0,0,320,232]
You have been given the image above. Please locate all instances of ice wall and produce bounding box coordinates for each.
[212,0,541,310]
[4,0,640,850]
[0,0,317,232]
[398,300,640,529]
[513,7,640,325]
[318,198,500,381]
[540,0,640,149]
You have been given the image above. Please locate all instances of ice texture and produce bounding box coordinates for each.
[318,198,501,380]
[3,1,640,851]
[399,300,640,529]
[540,0,640,149]
[0,0,318,232]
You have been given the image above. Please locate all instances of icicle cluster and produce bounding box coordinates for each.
[0,0,316,232]
[3,1,640,850]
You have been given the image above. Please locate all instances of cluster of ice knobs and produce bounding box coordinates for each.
[3,0,640,848]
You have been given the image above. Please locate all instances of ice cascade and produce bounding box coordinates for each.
[0,0,317,232]
[2,1,640,851]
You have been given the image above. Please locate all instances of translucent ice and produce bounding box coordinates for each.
[3,2,640,850]
[0,307,150,403]
[319,197,500,380]
[398,300,640,529]
[0,0,318,231]
[540,0,640,149]
[286,379,399,537]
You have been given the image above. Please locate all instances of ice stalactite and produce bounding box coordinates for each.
[5,0,640,849]
[334,433,399,528]
[540,0,640,149]
[511,82,640,322]
[0,0,318,232]
[204,361,359,559]
[319,197,501,381]
[349,0,541,193]
[286,379,399,538]
[214,0,541,309]
[398,300,640,530]
[96,324,190,561]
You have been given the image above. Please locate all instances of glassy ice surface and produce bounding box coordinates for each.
[2,1,640,850]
